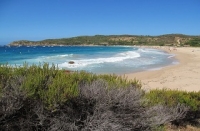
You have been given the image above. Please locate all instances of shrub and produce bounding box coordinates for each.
[20,64,79,109]
[0,64,189,130]
[77,80,187,130]
[44,80,187,131]
[145,89,200,111]
[0,64,141,110]
[145,89,200,126]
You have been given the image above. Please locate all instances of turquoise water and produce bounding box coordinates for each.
[0,45,178,74]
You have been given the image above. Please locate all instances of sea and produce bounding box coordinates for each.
[0,45,178,74]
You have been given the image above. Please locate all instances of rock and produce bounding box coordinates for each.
[68,61,75,64]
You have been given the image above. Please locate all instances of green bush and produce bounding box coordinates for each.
[0,63,141,109]
[145,89,200,111]
[0,64,193,130]
[185,38,200,47]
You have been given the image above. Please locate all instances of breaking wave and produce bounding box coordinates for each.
[59,51,140,68]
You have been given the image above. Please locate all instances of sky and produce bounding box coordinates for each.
[0,0,200,45]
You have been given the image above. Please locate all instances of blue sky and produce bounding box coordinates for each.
[0,0,200,45]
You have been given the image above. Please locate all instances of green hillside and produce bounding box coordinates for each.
[9,34,200,47]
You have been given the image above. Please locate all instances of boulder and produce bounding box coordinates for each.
[68,61,75,64]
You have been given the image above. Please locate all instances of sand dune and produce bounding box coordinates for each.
[125,47,200,92]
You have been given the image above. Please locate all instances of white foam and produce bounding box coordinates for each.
[40,54,73,60]
[167,55,175,58]
[172,61,179,65]
[138,48,168,55]
[59,51,140,68]
[148,67,163,71]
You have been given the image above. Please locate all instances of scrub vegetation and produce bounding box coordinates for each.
[0,64,199,130]
[9,34,200,47]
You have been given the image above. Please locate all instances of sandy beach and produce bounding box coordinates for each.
[125,46,200,92]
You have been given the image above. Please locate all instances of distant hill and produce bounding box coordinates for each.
[9,34,200,47]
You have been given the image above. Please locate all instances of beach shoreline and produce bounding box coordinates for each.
[124,46,200,92]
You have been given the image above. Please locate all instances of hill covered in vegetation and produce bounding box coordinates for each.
[9,34,200,47]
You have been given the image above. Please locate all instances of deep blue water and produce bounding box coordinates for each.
[0,45,178,74]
